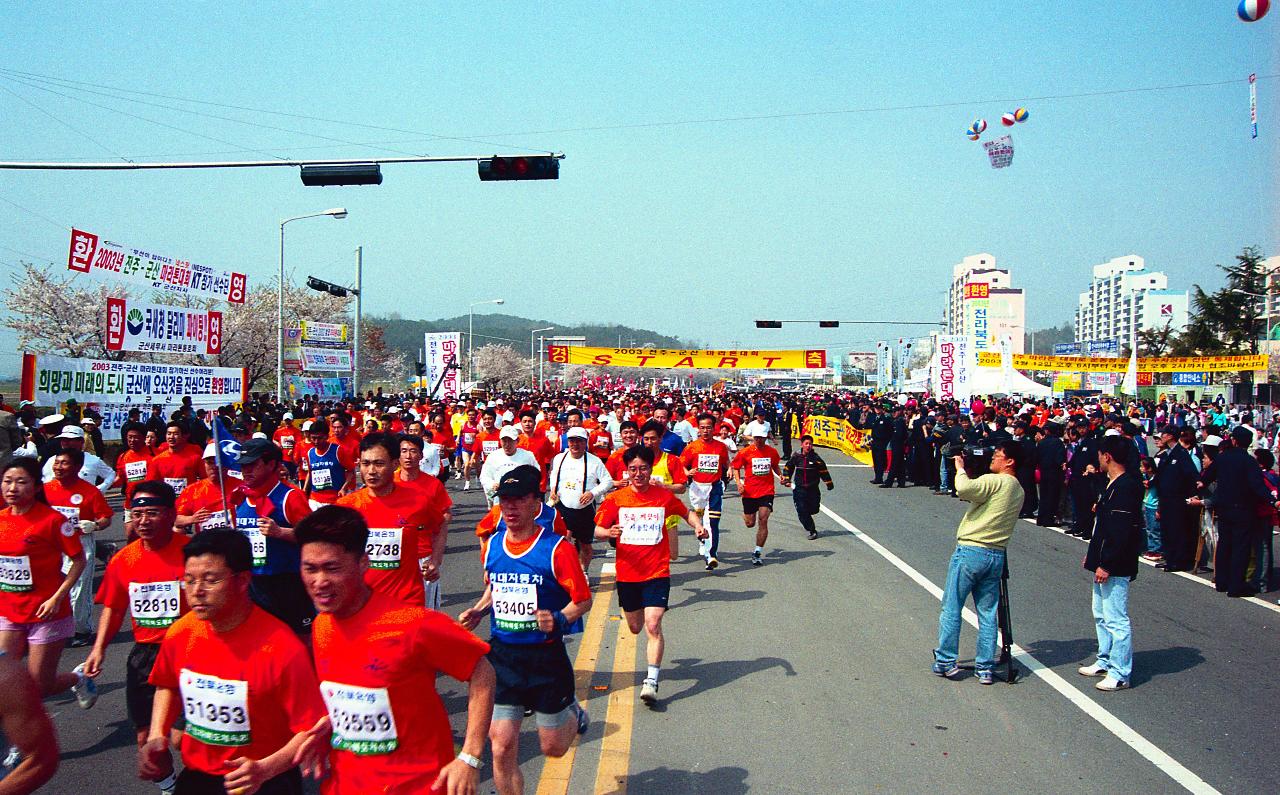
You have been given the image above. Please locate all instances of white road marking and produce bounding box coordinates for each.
[819,503,1221,795]
[825,464,871,468]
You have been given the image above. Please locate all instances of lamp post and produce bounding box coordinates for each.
[531,327,554,387]
[468,298,505,383]
[278,208,347,402]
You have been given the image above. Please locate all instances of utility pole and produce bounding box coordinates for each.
[353,246,362,399]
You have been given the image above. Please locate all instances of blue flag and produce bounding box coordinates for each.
[210,415,242,479]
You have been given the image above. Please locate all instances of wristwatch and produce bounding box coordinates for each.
[457,751,482,769]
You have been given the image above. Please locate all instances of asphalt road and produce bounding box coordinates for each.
[37,456,1280,793]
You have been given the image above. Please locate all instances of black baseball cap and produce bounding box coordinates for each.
[495,465,541,498]
[237,438,281,465]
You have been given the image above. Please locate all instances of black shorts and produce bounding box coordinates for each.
[126,642,161,730]
[556,503,596,546]
[741,495,775,515]
[616,577,670,613]
[488,639,575,714]
[249,573,315,636]
[175,766,302,795]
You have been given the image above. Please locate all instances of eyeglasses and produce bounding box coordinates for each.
[626,466,652,474]
[183,576,229,589]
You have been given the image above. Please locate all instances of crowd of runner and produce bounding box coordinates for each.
[0,384,1270,793]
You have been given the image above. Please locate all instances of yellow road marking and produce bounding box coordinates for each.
[593,611,638,795]
[534,567,616,795]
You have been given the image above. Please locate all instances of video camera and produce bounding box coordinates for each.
[962,444,991,479]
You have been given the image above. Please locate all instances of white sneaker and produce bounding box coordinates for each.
[1077,663,1108,677]
[640,678,659,705]
[1095,676,1129,691]
[2,745,19,769]
[463,480,471,491]
[71,664,98,709]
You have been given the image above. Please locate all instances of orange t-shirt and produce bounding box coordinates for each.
[396,474,453,559]
[593,487,688,583]
[471,429,501,460]
[311,590,490,793]
[680,439,731,484]
[605,447,633,483]
[0,503,83,622]
[588,428,613,461]
[150,607,325,776]
[273,427,303,463]
[337,485,440,606]
[149,445,204,495]
[732,445,781,498]
[44,477,114,523]
[94,534,189,644]
[428,428,455,456]
[175,478,240,532]
[115,448,154,504]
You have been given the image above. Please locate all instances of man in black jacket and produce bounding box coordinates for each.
[1012,421,1039,518]
[1067,427,1103,539]
[1154,426,1200,572]
[1198,427,1278,597]
[782,435,835,540]
[1036,420,1067,526]
[1078,435,1144,691]
[882,407,909,488]
[868,407,893,484]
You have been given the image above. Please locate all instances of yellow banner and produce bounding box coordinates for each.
[801,415,872,464]
[976,352,1268,373]
[547,346,827,369]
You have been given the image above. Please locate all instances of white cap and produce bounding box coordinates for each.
[38,414,64,427]
[746,420,768,437]
[301,420,314,431]
[253,432,268,440]
[282,412,294,420]
[499,426,520,441]
[1201,435,1223,447]
[1104,428,1122,437]
[56,425,86,440]
[541,402,551,408]
[566,427,589,441]
[80,416,98,426]
[203,443,218,459]
[495,399,504,405]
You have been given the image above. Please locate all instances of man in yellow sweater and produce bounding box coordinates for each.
[932,440,1025,685]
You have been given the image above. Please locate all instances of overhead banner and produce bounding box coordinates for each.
[286,375,351,399]
[546,346,827,370]
[801,415,871,465]
[21,353,246,406]
[106,298,223,355]
[977,352,1268,373]
[300,321,348,344]
[68,228,246,304]
[423,332,461,399]
[983,135,1014,169]
[302,347,353,371]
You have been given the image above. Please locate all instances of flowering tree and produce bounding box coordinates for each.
[473,344,533,390]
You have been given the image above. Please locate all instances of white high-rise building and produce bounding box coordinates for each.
[1074,255,1188,345]
[945,253,1026,354]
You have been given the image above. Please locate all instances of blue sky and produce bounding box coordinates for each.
[0,2,1275,373]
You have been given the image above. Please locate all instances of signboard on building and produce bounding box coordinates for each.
[1170,372,1207,387]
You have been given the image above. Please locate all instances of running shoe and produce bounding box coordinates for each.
[2,745,19,770]
[751,551,762,566]
[931,662,963,679]
[640,679,659,705]
[71,664,98,709]
[705,557,719,571]
[572,702,589,735]
[807,530,819,540]
[463,480,471,491]
[976,670,994,685]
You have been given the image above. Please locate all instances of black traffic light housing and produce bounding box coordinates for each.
[307,276,352,298]
[755,320,783,329]
[478,156,560,181]
[819,320,840,328]
[300,164,383,186]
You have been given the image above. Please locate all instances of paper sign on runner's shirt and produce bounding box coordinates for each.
[619,507,665,546]
[320,681,398,756]
[128,581,182,628]
[180,669,251,746]
[491,581,538,632]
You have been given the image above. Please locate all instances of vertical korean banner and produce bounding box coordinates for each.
[964,283,991,352]
[875,343,892,392]
[423,332,461,399]
[1250,73,1258,139]
[934,335,972,401]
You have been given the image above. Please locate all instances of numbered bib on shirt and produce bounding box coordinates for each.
[619,506,665,546]
[546,429,559,444]
[128,581,181,627]
[366,528,403,570]
[200,511,231,532]
[321,681,398,755]
[53,505,80,523]
[0,555,33,592]
[751,457,772,476]
[697,453,721,473]
[310,468,334,489]
[491,581,538,632]
[124,460,148,483]
[482,440,499,455]
[180,669,251,746]
[164,477,188,496]
[280,436,295,450]
[241,528,267,568]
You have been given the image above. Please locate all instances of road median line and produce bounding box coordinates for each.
[593,588,638,795]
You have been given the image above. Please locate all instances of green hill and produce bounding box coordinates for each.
[374,313,691,359]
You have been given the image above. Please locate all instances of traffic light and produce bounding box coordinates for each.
[819,320,840,328]
[307,276,351,298]
[755,320,783,329]
[478,156,560,181]
[300,164,383,186]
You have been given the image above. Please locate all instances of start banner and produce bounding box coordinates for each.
[977,352,1268,373]
[21,353,246,406]
[547,346,827,370]
[68,228,246,304]
[801,415,872,465]
[106,298,223,355]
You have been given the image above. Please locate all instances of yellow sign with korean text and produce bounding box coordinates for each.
[546,346,827,369]
[801,415,872,464]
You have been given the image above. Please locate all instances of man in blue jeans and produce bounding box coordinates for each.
[933,440,1025,685]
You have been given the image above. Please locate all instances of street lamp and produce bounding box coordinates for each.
[278,208,347,402]
[531,327,555,387]
[468,298,505,382]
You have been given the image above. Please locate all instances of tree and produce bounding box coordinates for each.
[1168,247,1267,357]
[473,344,532,390]
[1,263,129,360]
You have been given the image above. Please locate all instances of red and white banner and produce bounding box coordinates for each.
[424,332,461,399]
[106,298,222,355]
[69,228,246,304]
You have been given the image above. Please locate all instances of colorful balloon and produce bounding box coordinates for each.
[1238,0,1270,22]
[1013,107,1029,122]
[968,132,981,141]
[973,118,988,133]
[1001,113,1016,126]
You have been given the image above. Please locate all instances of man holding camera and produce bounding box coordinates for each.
[932,440,1024,685]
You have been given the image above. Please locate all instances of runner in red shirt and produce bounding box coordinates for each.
[427,412,456,482]
[115,425,154,528]
[273,413,303,479]
[731,427,782,567]
[516,410,556,490]
[604,421,641,482]
[469,410,502,491]
[148,421,203,499]
[456,408,480,491]
[396,435,452,611]
[593,447,705,707]
[588,424,613,462]
[174,444,240,533]
[295,506,495,795]
[141,529,325,794]
[680,413,732,571]
[45,449,114,645]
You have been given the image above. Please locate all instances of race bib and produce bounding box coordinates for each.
[546,429,559,444]
[53,505,80,523]
[482,440,499,455]
[241,527,267,568]
[619,506,664,546]
[366,528,403,570]
[751,457,772,476]
[491,581,538,632]
[311,468,333,489]
[200,511,231,531]
[164,477,188,496]
[280,436,296,450]
[697,453,721,473]
[462,432,476,446]
[180,669,250,746]
[124,460,148,483]
[321,681,397,755]
[0,555,33,592]
[128,581,181,627]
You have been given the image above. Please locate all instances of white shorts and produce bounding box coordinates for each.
[688,480,714,510]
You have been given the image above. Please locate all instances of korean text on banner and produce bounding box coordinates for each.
[423,333,461,399]
[21,353,246,406]
[547,346,826,370]
[983,135,1014,169]
[977,352,1269,373]
[286,376,351,399]
[300,321,348,344]
[933,335,972,401]
[67,229,246,304]
[801,415,871,465]
[301,347,353,371]
[106,298,223,355]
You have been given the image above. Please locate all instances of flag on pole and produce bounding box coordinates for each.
[1121,345,1138,395]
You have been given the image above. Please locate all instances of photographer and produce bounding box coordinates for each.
[932,440,1024,685]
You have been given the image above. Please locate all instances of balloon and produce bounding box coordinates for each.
[968,132,981,141]
[973,118,988,133]
[1001,113,1016,126]
[1013,107,1029,122]
[1238,0,1270,21]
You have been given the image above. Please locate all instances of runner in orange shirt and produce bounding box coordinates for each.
[175,444,239,534]
[468,410,502,491]
[516,410,556,491]
[295,505,495,795]
[594,447,705,706]
[115,424,154,533]
[604,421,641,482]
[273,412,303,480]
[587,419,613,462]
[731,427,783,567]
[141,530,325,794]
[680,413,731,571]
[148,421,203,499]
[44,449,114,647]
[396,435,452,611]
[427,412,456,483]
